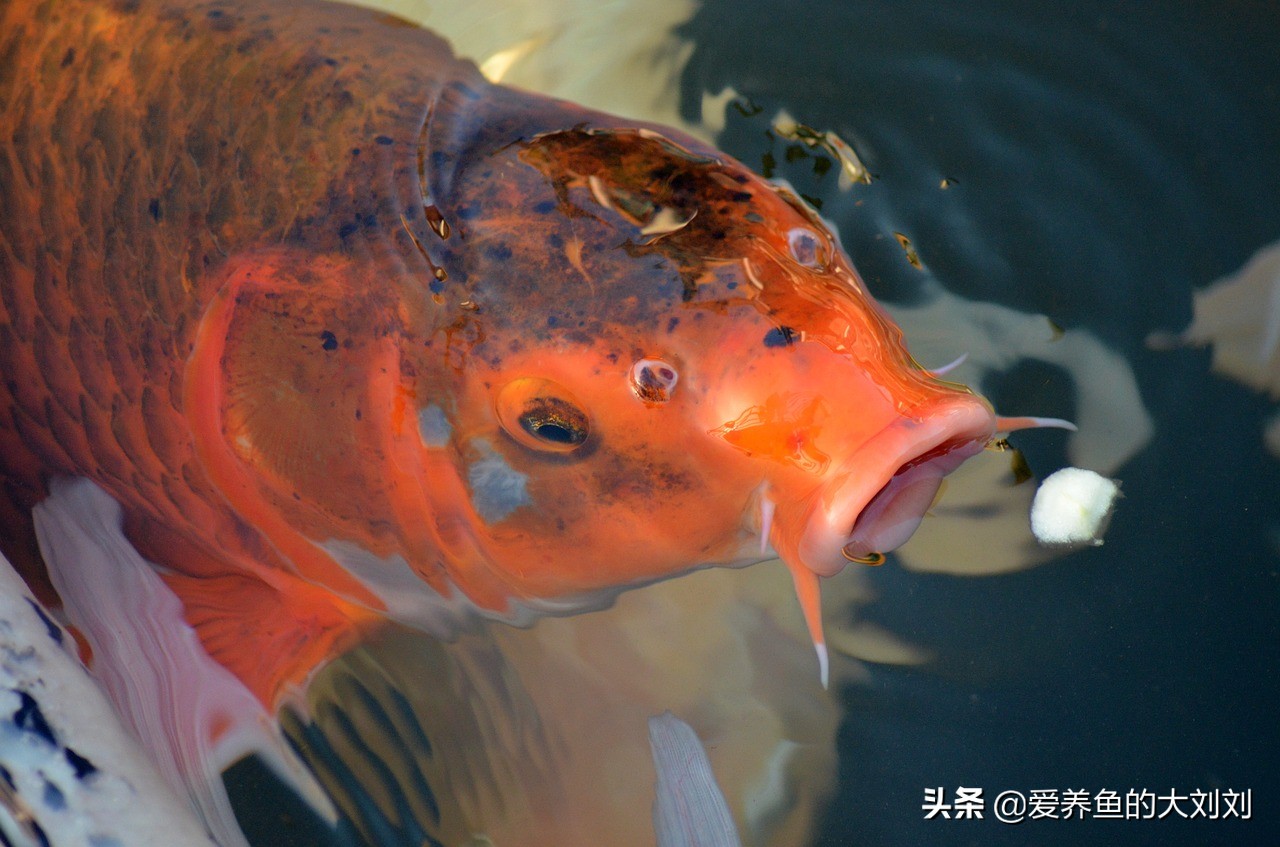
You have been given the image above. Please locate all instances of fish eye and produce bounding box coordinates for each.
[629,358,679,404]
[496,378,591,453]
[787,227,828,269]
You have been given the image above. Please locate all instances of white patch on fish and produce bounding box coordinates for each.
[466,439,532,523]
[416,404,453,448]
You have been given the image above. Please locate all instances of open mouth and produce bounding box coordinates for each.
[795,403,996,577]
[841,436,985,562]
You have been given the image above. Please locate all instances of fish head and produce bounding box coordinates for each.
[418,120,997,625]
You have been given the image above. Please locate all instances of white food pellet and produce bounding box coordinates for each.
[1030,467,1121,547]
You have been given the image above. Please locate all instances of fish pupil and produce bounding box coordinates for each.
[533,421,574,443]
[519,404,588,446]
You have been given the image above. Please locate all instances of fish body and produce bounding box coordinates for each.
[0,0,997,706]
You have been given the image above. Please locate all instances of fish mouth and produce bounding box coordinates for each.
[796,400,996,577]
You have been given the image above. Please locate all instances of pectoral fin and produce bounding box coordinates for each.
[648,711,743,847]
[33,477,339,846]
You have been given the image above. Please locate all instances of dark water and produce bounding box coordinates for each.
[678,1,1279,844]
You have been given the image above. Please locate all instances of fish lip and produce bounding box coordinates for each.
[797,399,996,576]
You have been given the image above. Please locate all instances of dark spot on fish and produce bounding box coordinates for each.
[455,205,480,220]
[731,191,753,202]
[375,135,394,146]
[42,779,65,810]
[428,278,444,294]
[548,233,564,249]
[712,230,726,240]
[763,326,797,347]
[666,316,679,332]
[323,57,338,67]
[745,212,765,223]
[338,221,358,238]
[547,315,558,327]
[362,214,377,228]
[60,48,75,67]
[64,748,98,779]
[484,244,513,261]
[14,691,56,745]
[147,199,162,221]
[24,598,62,644]
[206,8,235,31]
[533,200,556,214]
[431,151,449,168]
[351,147,361,156]
[320,330,338,351]
[726,281,738,290]
[354,409,362,420]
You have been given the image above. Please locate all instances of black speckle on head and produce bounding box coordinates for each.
[338,221,358,239]
[666,316,679,333]
[428,278,445,294]
[763,326,797,347]
[533,200,557,214]
[147,199,162,221]
[731,191,753,202]
[375,135,394,146]
[351,147,361,156]
[484,243,513,261]
[320,330,338,351]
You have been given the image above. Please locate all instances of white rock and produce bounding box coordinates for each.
[1030,468,1121,547]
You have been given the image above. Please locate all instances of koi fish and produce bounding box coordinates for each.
[0,0,1059,726]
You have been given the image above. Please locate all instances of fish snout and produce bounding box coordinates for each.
[796,394,997,576]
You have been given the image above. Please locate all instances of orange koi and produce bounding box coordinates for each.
[0,0,1056,715]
